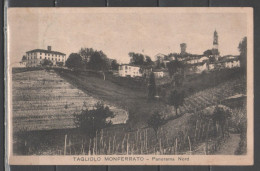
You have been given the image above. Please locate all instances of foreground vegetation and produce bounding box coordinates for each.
[13,66,246,155]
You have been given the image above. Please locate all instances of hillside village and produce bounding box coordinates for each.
[13,30,247,156]
[19,30,241,80]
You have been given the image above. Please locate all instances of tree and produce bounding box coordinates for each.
[166,60,183,78]
[238,37,247,69]
[79,48,95,69]
[65,53,82,69]
[147,72,156,101]
[88,51,109,80]
[128,52,153,66]
[129,52,145,65]
[144,56,154,66]
[74,102,114,139]
[147,112,165,140]
[166,60,184,87]
[79,48,95,62]
[173,73,184,87]
[22,55,26,61]
[111,59,119,70]
[155,58,165,69]
[212,105,232,138]
[41,59,53,67]
[168,90,185,115]
[203,49,213,57]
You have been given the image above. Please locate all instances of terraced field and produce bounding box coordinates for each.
[181,78,245,112]
[161,76,246,119]
[12,70,128,132]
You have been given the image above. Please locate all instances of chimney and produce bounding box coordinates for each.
[47,46,52,51]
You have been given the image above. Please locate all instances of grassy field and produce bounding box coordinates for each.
[55,69,164,129]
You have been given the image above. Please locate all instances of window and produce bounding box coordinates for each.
[40,52,42,55]
[48,53,50,56]
[45,57,46,59]
[40,56,42,59]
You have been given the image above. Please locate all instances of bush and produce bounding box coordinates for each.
[74,102,114,138]
[147,112,165,140]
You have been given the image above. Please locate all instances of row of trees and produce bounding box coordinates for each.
[65,48,120,71]
[65,48,120,80]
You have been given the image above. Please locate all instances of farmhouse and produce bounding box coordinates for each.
[118,64,142,78]
[25,46,66,67]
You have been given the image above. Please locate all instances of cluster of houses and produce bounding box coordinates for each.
[118,54,240,78]
[19,30,241,79]
[118,30,241,78]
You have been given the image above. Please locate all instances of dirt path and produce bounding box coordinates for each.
[215,133,240,155]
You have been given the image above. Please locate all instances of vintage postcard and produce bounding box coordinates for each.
[6,8,253,165]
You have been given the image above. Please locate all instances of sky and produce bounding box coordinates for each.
[8,8,248,65]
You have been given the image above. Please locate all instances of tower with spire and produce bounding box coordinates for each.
[212,29,219,57]
[213,29,218,49]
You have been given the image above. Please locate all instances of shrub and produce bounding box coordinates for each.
[74,102,114,138]
[147,112,165,140]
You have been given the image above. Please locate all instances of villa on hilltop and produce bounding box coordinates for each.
[24,46,66,67]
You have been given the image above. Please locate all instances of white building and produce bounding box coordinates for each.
[224,60,240,68]
[118,64,142,77]
[25,46,66,67]
[153,70,165,78]
[208,63,215,70]
[198,56,209,63]
[185,56,208,65]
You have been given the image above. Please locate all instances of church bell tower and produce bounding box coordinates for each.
[212,30,219,57]
[213,30,218,50]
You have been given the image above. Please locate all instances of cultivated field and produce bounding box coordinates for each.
[12,69,128,132]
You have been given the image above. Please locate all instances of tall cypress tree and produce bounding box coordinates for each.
[148,72,156,101]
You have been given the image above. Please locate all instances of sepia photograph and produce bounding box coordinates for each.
[6,8,253,165]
